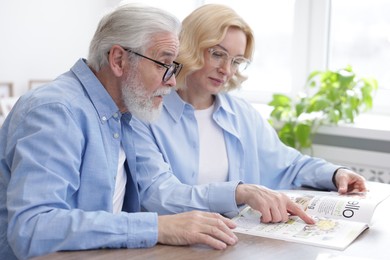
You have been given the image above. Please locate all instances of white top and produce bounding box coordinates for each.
[194,103,228,184]
[113,144,127,214]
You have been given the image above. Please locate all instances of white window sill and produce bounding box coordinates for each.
[252,103,390,142]
[316,113,390,141]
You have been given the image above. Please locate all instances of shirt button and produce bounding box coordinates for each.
[101,116,107,121]
[113,133,120,139]
[113,113,119,118]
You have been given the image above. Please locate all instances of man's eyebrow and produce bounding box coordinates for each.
[159,51,176,58]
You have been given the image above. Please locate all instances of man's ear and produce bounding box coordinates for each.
[107,45,126,77]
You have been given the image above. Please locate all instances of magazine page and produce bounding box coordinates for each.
[283,190,374,223]
[233,206,368,250]
[282,181,390,224]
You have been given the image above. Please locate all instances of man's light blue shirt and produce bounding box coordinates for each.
[0,59,157,259]
[134,90,339,215]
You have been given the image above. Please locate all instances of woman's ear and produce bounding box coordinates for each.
[107,45,126,77]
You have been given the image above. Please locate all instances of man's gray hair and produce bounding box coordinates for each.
[88,3,181,71]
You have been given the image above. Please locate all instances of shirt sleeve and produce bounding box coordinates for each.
[252,107,339,191]
[132,118,240,215]
[3,102,158,259]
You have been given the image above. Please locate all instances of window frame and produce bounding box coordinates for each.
[227,0,331,105]
[223,0,390,116]
[149,0,390,116]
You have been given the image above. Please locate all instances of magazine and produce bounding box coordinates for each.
[232,181,390,250]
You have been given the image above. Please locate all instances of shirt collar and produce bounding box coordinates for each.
[214,93,235,116]
[71,59,124,123]
[164,90,236,122]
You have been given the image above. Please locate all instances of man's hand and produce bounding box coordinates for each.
[235,184,315,224]
[334,168,367,194]
[158,211,238,250]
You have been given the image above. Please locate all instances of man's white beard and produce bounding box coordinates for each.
[121,71,171,122]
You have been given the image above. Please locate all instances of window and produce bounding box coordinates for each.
[203,0,297,104]
[201,0,329,106]
[329,0,390,114]
[124,0,390,116]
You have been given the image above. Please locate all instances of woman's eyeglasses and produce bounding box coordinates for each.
[208,48,250,73]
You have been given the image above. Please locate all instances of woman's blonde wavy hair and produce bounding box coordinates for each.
[176,4,255,91]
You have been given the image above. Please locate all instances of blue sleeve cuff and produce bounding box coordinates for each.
[127,212,158,248]
[208,180,242,216]
[302,163,340,191]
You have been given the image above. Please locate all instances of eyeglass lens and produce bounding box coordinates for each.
[163,62,183,82]
[209,49,249,72]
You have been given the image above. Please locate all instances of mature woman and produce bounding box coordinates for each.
[134,4,366,223]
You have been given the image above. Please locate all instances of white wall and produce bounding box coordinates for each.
[0,0,118,96]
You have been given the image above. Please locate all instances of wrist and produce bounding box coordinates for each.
[332,170,338,187]
[333,167,349,188]
[235,184,246,205]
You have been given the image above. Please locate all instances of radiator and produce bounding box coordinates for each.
[312,144,390,184]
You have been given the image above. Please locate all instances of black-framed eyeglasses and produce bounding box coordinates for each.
[123,47,183,82]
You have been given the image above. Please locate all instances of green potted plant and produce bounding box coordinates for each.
[268,65,378,153]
